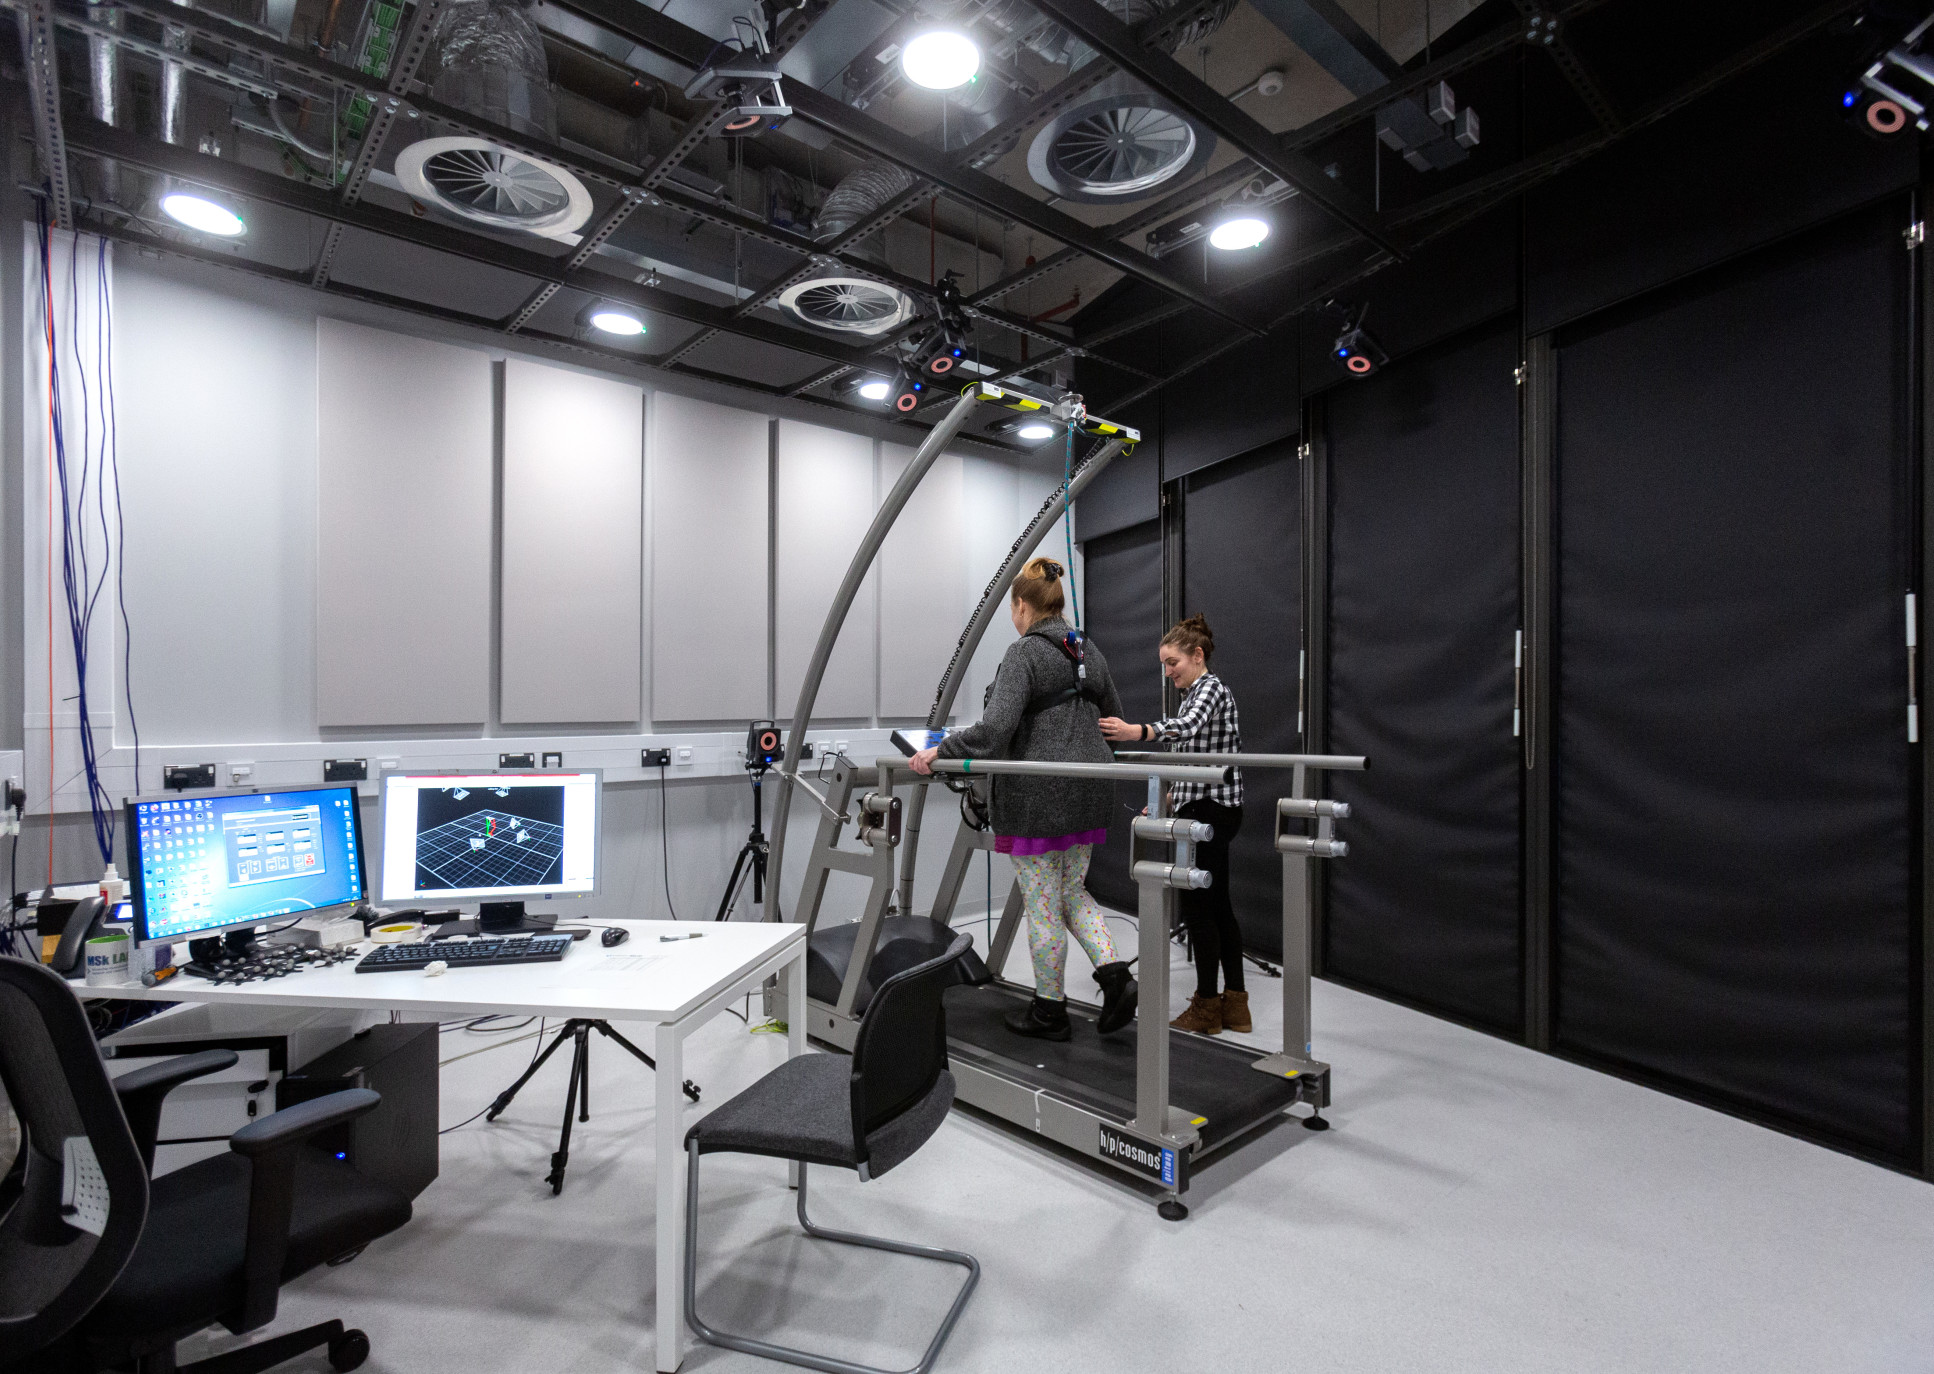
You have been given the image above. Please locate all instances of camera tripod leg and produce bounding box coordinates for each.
[595,1020,700,1101]
[487,1018,577,1121]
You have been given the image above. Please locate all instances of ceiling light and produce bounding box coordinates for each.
[1015,422,1055,441]
[586,306,646,336]
[1208,215,1269,251]
[901,31,980,90]
[160,191,245,236]
[858,378,892,401]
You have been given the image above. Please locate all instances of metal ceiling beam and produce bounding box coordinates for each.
[18,0,72,228]
[1024,0,1402,255]
[1514,1,1620,134]
[505,102,732,334]
[316,0,448,286]
[543,0,1265,332]
[1096,0,1865,414]
[60,114,891,368]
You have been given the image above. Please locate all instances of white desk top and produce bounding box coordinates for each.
[75,920,804,1024]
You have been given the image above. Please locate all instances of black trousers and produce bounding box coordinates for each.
[1175,798,1244,998]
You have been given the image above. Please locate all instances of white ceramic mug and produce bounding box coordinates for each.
[83,931,131,986]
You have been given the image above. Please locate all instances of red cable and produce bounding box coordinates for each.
[43,230,56,885]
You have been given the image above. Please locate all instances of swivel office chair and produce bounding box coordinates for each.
[684,933,980,1374]
[0,956,412,1373]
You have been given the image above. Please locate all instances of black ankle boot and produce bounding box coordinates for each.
[1093,961,1138,1034]
[1004,996,1072,1041]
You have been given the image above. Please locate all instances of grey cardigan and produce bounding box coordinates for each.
[936,616,1125,839]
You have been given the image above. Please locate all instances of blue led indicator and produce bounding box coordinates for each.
[1844,91,1859,108]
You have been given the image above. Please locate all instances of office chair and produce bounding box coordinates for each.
[684,933,980,1374]
[0,957,412,1373]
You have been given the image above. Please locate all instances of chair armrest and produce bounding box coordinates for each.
[113,1049,239,1174]
[227,1088,381,1334]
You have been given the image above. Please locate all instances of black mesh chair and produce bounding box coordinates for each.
[0,956,412,1374]
[684,933,979,1374]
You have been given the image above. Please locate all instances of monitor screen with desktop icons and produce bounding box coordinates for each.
[127,785,366,946]
[378,771,600,904]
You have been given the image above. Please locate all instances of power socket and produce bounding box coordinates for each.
[642,748,672,767]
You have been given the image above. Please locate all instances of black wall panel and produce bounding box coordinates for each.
[1323,320,1524,1032]
[1524,41,1917,336]
[1181,440,1303,961]
[1080,519,1166,911]
[1554,205,1915,1160]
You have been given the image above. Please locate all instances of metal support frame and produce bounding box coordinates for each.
[1301,399,1332,975]
[894,437,1130,910]
[18,0,72,229]
[1521,332,1557,1050]
[766,389,986,911]
[1918,175,1934,1182]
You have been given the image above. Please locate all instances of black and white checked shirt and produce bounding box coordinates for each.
[1155,672,1243,808]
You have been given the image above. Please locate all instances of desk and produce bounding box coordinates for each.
[83,919,806,1373]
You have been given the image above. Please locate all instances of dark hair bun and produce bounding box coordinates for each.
[1160,612,1216,663]
[1039,560,1064,580]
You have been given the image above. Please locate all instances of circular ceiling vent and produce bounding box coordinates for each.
[1028,77,1215,203]
[777,277,916,337]
[394,135,592,240]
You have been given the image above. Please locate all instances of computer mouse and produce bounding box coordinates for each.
[601,926,629,947]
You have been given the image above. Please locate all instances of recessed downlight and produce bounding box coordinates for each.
[902,31,980,90]
[160,191,245,236]
[587,306,646,336]
[858,378,892,401]
[1208,215,1269,251]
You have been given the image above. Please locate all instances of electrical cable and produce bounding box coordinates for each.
[1062,420,1081,630]
[103,234,137,804]
[441,1018,547,1133]
[657,763,680,920]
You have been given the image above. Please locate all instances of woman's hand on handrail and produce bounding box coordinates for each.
[909,745,940,776]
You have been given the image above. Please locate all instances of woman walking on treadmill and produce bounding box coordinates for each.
[909,558,1138,1042]
[1098,614,1249,1035]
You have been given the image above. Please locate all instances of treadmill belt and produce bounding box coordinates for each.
[942,983,1303,1152]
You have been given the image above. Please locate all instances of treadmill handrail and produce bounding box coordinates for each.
[905,757,1235,786]
[1109,750,1369,772]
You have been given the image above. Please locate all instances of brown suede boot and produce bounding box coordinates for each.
[1220,989,1252,1033]
[1169,993,1223,1035]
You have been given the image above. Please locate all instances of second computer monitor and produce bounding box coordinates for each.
[379,771,600,925]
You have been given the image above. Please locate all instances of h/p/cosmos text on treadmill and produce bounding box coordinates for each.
[1098,1124,1175,1185]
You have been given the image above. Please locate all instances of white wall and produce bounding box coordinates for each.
[11,240,1076,925]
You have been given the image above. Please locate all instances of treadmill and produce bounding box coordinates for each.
[759,382,1366,1218]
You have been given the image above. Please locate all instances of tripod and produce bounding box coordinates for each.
[715,765,770,922]
[485,1018,700,1195]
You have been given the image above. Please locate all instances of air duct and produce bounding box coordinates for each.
[782,160,920,336]
[395,0,593,239]
[89,10,120,196]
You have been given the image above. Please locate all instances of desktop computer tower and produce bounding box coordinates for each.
[278,1022,439,1200]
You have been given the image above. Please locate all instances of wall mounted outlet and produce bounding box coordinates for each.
[541,751,563,768]
[835,740,850,756]
[228,762,254,785]
[323,758,368,782]
[499,752,536,769]
[676,747,693,764]
[164,764,217,791]
[378,757,400,775]
[642,748,672,767]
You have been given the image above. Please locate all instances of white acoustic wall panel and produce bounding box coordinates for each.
[650,392,770,722]
[501,359,644,724]
[961,455,1023,719]
[315,318,492,726]
[879,444,965,718]
[775,421,876,720]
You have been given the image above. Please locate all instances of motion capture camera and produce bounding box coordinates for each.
[685,22,792,139]
[745,721,783,771]
[913,275,971,378]
[889,366,927,413]
[1844,7,1934,136]
[1328,302,1387,378]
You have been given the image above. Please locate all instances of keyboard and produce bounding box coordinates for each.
[355,935,573,974]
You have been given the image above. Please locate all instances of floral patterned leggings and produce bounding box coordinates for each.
[1013,845,1120,1002]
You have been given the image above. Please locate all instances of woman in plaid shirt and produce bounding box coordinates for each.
[1099,614,1250,1036]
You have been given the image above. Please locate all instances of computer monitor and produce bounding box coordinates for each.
[126,785,367,949]
[378,770,600,933]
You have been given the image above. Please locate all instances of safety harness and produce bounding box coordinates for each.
[1021,626,1106,719]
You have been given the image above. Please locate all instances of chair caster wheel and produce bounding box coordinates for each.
[1303,1113,1330,1131]
[329,1328,370,1371]
[684,1079,701,1101]
[1157,1198,1189,1221]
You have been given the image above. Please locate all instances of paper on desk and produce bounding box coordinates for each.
[579,952,668,975]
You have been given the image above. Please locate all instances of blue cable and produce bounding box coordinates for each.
[1062,419,1081,631]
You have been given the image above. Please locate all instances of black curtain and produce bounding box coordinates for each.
[1180,440,1302,960]
[1554,204,1915,1161]
[1323,319,1525,1032]
[1080,519,1165,911]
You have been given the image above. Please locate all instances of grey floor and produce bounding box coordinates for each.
[186,912,1934,1374]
